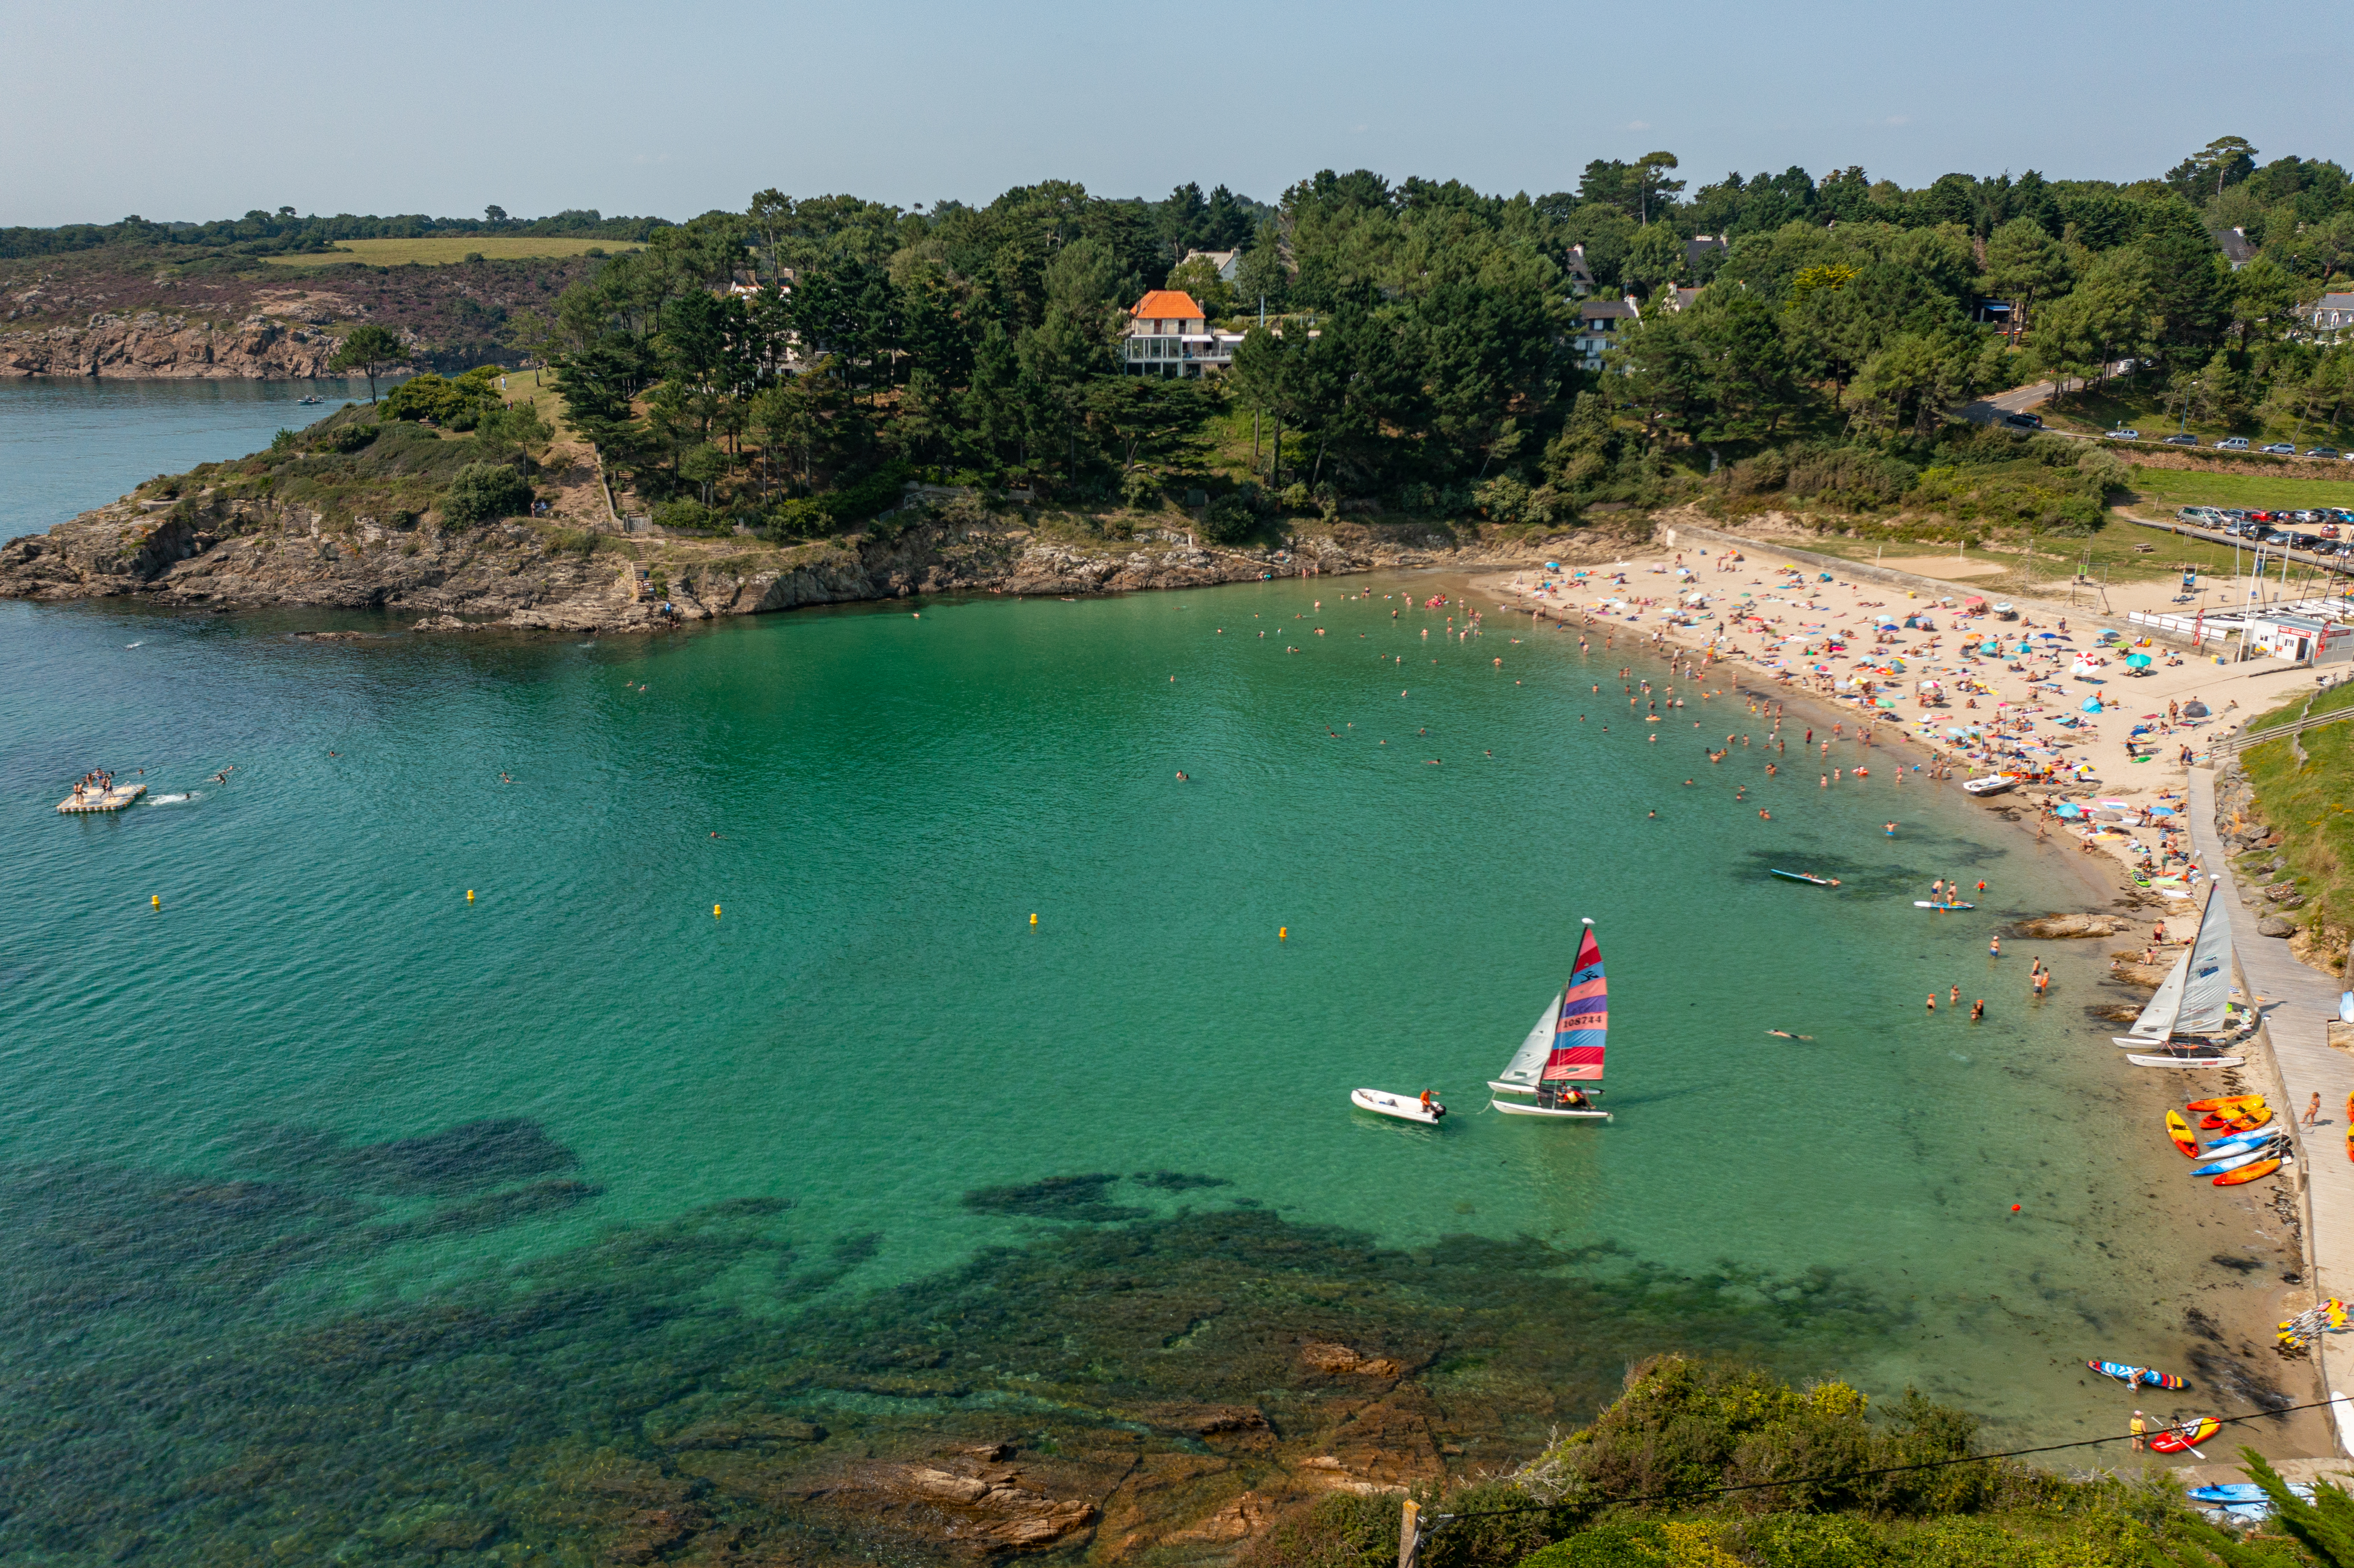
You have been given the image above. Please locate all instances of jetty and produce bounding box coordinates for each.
[56,783,145,814]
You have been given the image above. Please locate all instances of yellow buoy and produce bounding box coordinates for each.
[1279,926,1288,941]
[151,894,160,909]
[466,890,475,902]
[714,904,722,918]
[1030,913,1039,927]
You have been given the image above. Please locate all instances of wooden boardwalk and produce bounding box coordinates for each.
[2189,766,2354,1455]
[55,783,145,814]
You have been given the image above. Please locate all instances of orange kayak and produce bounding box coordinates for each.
[2215,1159,2281,1187]
[2188,1095,2265,1113]
[2166,1111,2200,1157]
[2201,1108,2272,1132]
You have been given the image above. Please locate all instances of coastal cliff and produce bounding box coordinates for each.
[0,482,1632,633]
[0,309,391,379]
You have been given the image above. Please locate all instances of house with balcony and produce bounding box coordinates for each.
[1573,297,1640,370]
[1122,290,1244,377]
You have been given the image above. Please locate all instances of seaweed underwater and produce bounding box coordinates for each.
[0,1131,1918,1565]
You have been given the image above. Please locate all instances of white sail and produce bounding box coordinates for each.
[2177,885,2237,1035]
[2125,949,2190,1041]
[1495,994,1562,1087]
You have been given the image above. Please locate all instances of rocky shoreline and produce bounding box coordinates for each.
[0,485,1645,635]
[0,309,378,379]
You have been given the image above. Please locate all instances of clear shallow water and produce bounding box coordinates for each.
[0,390,2306,1556]
[0,377,373,539]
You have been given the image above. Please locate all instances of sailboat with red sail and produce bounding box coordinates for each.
[1490,919,1613,1120]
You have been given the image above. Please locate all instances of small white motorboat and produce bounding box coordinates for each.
[1351,1088,1444,1124]
[1960,774,2016,796]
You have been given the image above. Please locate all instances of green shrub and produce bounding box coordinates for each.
[1784,447,1918,509]
[652,498,726,535]
[1121,468,1162,508]
[381,373,493,426]
[320,423,378,454]
[1202,491,1257,543]
[441,461,532,525]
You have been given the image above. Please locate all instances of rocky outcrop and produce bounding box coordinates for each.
[0,310,410,379]
[2259,915,2299,937]
[3,491,1633,635]
[788,1449,1117,1554]
[2013,913,2129,939]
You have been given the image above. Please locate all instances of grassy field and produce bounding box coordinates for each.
[2239,677,2354,967]
[2120,463,2354,511]
[1788,525,2251,586]
[265,237,642,268]
[495,367,577,442]
[2036,380,2353,448]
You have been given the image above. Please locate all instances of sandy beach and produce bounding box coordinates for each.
[1461,544,2346,1463]
[1472,536,2332,913]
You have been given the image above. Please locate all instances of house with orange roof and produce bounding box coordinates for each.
[1122,289,1245,378]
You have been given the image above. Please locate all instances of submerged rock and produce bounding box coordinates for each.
[2014,913,2127,938]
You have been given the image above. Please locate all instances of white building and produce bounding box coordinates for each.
[1122,290,1244,378]
[2244,613,2353,665]
[1574,297,1640,370]
[1180,249,1243,282]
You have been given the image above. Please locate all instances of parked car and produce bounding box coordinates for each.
[2162,432,2198,446]
[2338,544,2354,559]
[2308,447,2341,458]
[2110,427,2140,440]
[2264,532,2295,545]
[2261,442,2298,455]
[2002,411,2043,429]
[2217,436,2251,450]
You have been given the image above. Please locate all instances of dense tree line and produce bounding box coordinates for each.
[532,138,2354,538]
[0,207,668,261]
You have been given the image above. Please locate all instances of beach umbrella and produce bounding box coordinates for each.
[2183,700,2210,717]
[2080,698,2103,714]
[2036,632,2061,639]
[2126,653,2152,669]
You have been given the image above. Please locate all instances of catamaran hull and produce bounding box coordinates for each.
[1488,1080,1535,1095]
[1491,1098,1610,1120]
[1351,1089,1445,1124]
[2128,1054,2245,1069]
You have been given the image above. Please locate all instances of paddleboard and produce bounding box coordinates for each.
[2215,1157,2282,1187]
[2165,1111,2198,1157]
[2187,1095,2265,1112]
[2193,1143,2284,1177]
[2147,1416,2222,1454]
[2088,1360,2186,1390]
[1770,869,1837,887]
[1350,1089,1445,1124]
[2129,1054,2245,1069]
[1913,901,1976,910]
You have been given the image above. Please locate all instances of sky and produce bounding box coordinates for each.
[5,0,2347,227]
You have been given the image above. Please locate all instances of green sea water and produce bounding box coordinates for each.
[0,578,2301,1559]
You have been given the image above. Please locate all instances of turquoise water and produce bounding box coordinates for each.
[0,377,374,540]
[0,391,2301,1557]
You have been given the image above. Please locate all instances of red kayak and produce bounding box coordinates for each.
[2148,1417,2222,1454]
